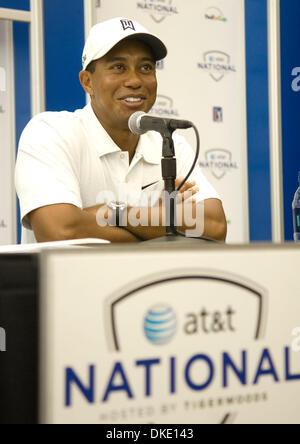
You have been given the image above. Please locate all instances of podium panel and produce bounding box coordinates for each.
[40,243,300,424]
[0,254,38,424]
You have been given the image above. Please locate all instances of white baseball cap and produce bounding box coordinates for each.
[82,17,167,70]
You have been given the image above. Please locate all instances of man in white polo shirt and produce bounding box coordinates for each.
[15,17,227,244]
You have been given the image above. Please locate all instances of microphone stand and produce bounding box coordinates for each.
[160,128,178,237]
[146,125,217,245]
[129,112,218,244]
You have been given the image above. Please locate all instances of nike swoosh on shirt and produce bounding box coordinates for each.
[141,181,159,190]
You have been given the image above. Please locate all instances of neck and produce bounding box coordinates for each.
[91,104,139,162]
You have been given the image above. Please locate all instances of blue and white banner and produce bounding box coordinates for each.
[0,20,16,245]
[92,0,249,243]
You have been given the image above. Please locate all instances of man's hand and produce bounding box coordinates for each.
[91,177,226,242]
[175,177,199,203]
[118,177,226,242]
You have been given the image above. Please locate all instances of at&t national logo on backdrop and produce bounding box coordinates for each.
[150,94,179,117]
[200,149,238,180]
[136,0,179,23]
[198,51,236,82]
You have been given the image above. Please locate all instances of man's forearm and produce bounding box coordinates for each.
[124,205,166,240]
[93,204,166,241]
[123,199,227,242]
[87,198,227,243]
[29,203,141,243]
[82,205,141,243]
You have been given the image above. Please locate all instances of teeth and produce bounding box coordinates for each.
[124,97,142,103]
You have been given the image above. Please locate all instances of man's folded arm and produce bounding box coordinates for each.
[198,198,227,242]
[121,198,227,242]
[28,197,227,244]
[28,203,141,243]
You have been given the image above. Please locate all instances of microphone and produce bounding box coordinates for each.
[128,111,193,135]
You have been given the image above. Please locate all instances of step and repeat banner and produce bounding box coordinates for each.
[39,244,300,424]
[0,20,16,245]
[92,0,249,243]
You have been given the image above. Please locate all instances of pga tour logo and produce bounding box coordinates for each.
[136,0,179,23]
[213,107,223,123]
[120,19,135,31]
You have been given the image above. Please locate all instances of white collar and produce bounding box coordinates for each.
[83,103,161,165]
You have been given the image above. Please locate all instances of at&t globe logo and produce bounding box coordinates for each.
[144,305,177,345]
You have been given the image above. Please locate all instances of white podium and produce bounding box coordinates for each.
[39,242,300,424]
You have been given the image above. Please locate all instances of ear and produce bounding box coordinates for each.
[79,70,94,96]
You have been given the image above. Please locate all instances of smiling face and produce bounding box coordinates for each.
[80,39,158,135]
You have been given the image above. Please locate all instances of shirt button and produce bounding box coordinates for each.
[120,153,125,160]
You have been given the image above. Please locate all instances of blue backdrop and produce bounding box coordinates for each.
[245,0,272,242]
[280,0,300,241]
[43,0,85,112]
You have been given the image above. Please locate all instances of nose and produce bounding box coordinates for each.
[123,68,142,89]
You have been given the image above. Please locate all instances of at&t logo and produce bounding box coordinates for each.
[144,305,177,345]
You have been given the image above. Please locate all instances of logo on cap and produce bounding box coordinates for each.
[120,19,136,31]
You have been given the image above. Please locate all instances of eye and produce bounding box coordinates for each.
[140,63,155,73]
[111,64,125,72]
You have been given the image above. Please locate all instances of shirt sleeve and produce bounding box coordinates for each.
[15,114,83,229]
[174,133,221,203]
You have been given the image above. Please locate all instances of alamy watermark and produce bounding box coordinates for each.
[291,68,300,92]
[95,187,205,237]
[0,66,6,92]
[0,327,6,352]
[292,327,300,352]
